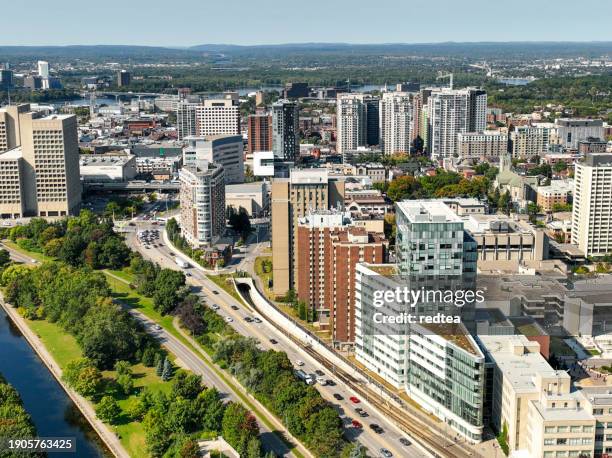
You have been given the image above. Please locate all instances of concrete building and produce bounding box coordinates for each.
[79,152,137,182]
[479,335,595,458]
[195,95,240,137]
[537,180,574,212]
[510,125,553,158]
[427,88,487,159]
[379,91,412,155]
[225,182,269,217]
[456,131,508,159]
[179,161,225,247]
[578,138,608,155]
[247,113,272,154]
[176,101,198,140]
[0,104,81,218]
[117,70,131,87]
[557,119,605,150]
[296,210,386,342]
[0,69,13,90]
[0,147,25,218]
[336,94,379,154]
[182,135,244,184]
[37,61,49,78]
[572,153,612,257]
[272,99,299,161]
[271,169,345,296]
[23,75,43,90]
[463,214,549,272]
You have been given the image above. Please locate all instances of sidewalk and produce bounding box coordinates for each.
[0,300,129,458]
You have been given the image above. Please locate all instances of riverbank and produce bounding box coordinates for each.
[0,300,129,458]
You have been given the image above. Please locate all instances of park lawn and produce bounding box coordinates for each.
[254,256,274,299]
[27,318,83,368]
[2,240,53,263]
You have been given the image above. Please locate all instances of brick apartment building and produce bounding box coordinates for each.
[247,113,273,154]
[296,210,386,343]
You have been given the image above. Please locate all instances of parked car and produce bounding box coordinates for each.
[355,408,368,417]
[379,448,392,457]
[326,379,336,386]
[224,316,233,323]
[231,305,239,310]
[399,438,412,446]
[369,424,384,434]
[349,396,360,404]
[333,393,343,401]
[351,420,362,429]
[295,360,304,367]
[269,339,278,344]
[315,370,324,376]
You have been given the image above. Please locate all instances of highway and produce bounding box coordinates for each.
[126,224,431,458]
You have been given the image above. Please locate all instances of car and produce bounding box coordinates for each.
[379,448,393,457]
[316,376,327,385]
[210,304,220,310]
[333,393,343,401]
[224,316,233,323]
[253,317,262,323]
[295,360,305,367]
[154,324,162,331]
[269,338,278,344]
[355,408,368,417]
[31,259,38,263]
[351,420,362,429]
[213,290,219,295]
[349,396,360,404]
[369,424,384,434]
[128,222,136,226]
[185,272,192,277]
[231,305,239,311]
[315,369,325,376]
[399,438,411,446]
[326,379,336,386]
[244,316,253,322]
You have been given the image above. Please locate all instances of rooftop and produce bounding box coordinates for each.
[0,146,23,160]
[396,200,462,223]
[290,168,329,185]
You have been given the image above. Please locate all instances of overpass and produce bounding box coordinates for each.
[84,181,180,192]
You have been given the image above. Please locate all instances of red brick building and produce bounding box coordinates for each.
[247,114,272,154]
[296,212,386,343]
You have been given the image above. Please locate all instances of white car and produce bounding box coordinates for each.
[154,324,162,331]
[295,360,305,367]
[224,316,233,323]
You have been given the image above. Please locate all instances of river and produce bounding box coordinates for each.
[0,308,111,458]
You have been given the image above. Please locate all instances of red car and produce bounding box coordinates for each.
[349,396,360,404]
[351,419,363,428]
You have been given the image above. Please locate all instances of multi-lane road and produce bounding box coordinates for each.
[125,223,431,458]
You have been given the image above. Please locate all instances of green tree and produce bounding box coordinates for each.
[117,373,134,396]
[96,396,121,424]
[161,358,173,381]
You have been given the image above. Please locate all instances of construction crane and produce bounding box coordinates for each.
[436,72,454,90]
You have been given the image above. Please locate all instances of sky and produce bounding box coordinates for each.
[5,0,612,46]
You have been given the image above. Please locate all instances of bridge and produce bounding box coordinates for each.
[84,181,180,192]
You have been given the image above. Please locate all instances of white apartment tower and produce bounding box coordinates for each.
[572,153,612,257]
[379,92,412,155]
[336,94,366,154]
[427,88,487,159]
[195,93,240,137]
[179,160,225,247]
[37,61,49,78]
[176,101,198,140]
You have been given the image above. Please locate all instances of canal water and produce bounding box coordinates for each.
[0,308,111,458]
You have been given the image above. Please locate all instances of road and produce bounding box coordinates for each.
[1,242,303,458]
[126,223,429,458]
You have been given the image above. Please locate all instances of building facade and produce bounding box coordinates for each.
[179,161,225,247]
[195,95,240,137]
[456,131,508,159]
[557,119,605,150]
[247,113,273,154]
[272,99,299,161]
[182,135,244,184]
[379,92,412,155]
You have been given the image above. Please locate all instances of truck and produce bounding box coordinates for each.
[295,370,315,385]
[175,257,190,269]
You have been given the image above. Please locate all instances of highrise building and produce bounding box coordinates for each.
[556,118,604,150]
[272,99,299,161]
[571,153,612,257]
[37,61,49,78]
[0,70,13,90]
[176,101,198,140]
[0,104,81,218]
[355,200,484,441]
[296,210,386,342]
[247,113,272,154]
[426,88,487,158]
[195,94,240,137]
[336,93,379,154]
[456,131,508,159]
[178,160,225,247]
[117,70,131,87]
[182,135,244,184]
[509,125,553,158]
[271,169,345,296]
[379,92,412,155]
